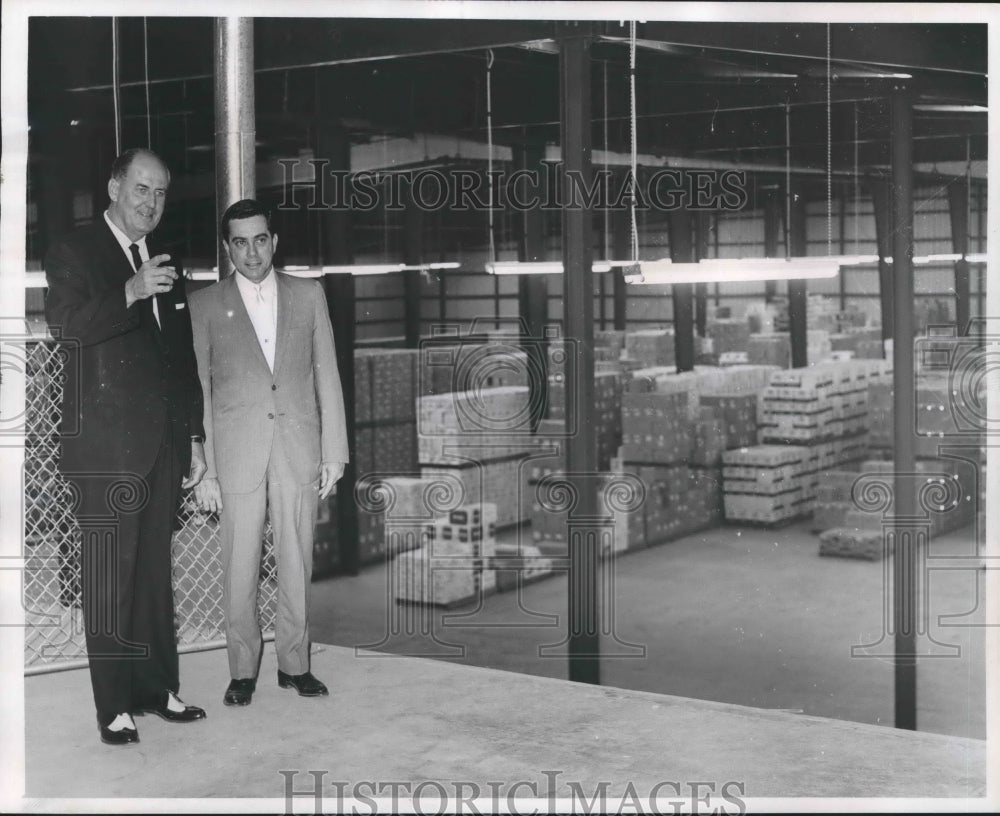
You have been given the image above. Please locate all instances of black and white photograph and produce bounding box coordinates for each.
[0,1,996,812]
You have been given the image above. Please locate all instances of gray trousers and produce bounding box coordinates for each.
[219,443,318,679]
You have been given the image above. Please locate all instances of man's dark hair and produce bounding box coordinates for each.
[109,147,169,181]
[220,199,272,241]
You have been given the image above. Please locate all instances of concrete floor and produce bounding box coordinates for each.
[25,643,986,802]
[21,519,989,805]
[311,520,987,740]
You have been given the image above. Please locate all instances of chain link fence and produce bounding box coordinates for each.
[22,340,278,671]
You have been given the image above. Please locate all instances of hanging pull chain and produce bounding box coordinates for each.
[486,49,496,264]
[144,18,152,149]
[629,20,638,264]
[826,23,833,256]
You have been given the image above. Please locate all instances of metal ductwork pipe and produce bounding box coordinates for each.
[214,17,256,278]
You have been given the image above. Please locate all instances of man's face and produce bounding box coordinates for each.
[107,153,170,241]
[224,215,278,283]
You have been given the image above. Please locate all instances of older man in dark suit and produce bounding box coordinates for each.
[45,147,208,746]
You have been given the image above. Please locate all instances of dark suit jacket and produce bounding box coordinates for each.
[44,219,204,480]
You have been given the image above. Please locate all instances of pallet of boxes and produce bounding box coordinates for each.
[722,360,883,529]
[416,337,555,597]
[393,503,498,608]
[613,364,770,550]
[820,336,982,560]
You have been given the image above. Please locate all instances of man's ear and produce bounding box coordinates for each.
[271,233,279,255]
[108,177,120,203]
[221,238,233,264]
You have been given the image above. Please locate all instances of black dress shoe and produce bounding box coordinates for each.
[134,690,207,723]
[224,678,256,706]
[99,723,139,746]
[277,670,328,697]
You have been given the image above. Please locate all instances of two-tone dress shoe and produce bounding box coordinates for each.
[224,678,256,706]
[277,670,328,697]
[134,690,207,723]
[99,714,139,746]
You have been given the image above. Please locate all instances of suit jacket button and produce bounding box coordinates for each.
[268,413,275,419]
[272,385,277,391]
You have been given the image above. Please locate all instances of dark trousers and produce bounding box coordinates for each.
[72,426,182,727]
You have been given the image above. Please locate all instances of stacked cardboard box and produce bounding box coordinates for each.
[699,393,757,450]
[620,391,691,464]
[809,470,861,533]
[818,528,886,560]
[690,408,726,467]
[394,503,497,606]
[417,386,534,464]
[422,456,529,529]
[855,339,886,360]
[630,464,723,547]
[760,363,875,443]
[628,364,777,421]
[492,542,556,592]
[748,334,791,369]
[722,444,816,524]
[625,329,676,367]
[548,369,624,469]
[355,348,420,476]
[840,458,977,538]
[707,319,752,356]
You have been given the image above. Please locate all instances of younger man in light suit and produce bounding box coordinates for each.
[190,199,348,705]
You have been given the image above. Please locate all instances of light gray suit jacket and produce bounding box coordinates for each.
[189,272,348,495]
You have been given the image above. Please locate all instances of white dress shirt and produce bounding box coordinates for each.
[104,210,160,327]
[235,269,278,372]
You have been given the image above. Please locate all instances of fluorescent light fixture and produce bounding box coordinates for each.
[400,262,461,271]
[913,253,962,264]
[25,272,47,289]
[280,266,323,278]
[628,257,843,285]
[321,264,406,276]
[189,269,218,281]
[966,253,987,264]
[914,104,987,114]
[485,260,619,275]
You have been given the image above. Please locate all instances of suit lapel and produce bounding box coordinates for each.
[272,273,293,379]
[222,273,273,375]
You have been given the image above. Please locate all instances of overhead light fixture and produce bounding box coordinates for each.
[321,264,406,276]
[914,104,987,114]
[485,260,627,275]
[401,262,461,271]
[966,253,987,264]
[626,257,848,285]
[913,253,962,264]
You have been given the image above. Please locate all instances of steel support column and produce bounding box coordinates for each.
[890,85,917,731]
[516,141,550,429]
[559,22,599,685]
[947,180,971,334]
[314,74,359,577]
[870,174,895,345]
[787,183,809,368]
[763,188,782,304]
[611,167,631,331]
[403,191,424,348]
[668,208,696,372]
[213,17,256,279]
[694,212,711,337]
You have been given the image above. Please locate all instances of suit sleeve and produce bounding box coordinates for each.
[44,237,140,347]
[311,282,349,465]
[189,294,218,480]
[172,273,205,440]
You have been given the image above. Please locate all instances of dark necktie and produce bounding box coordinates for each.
[128,242,143,273]
[129,243,160,333]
